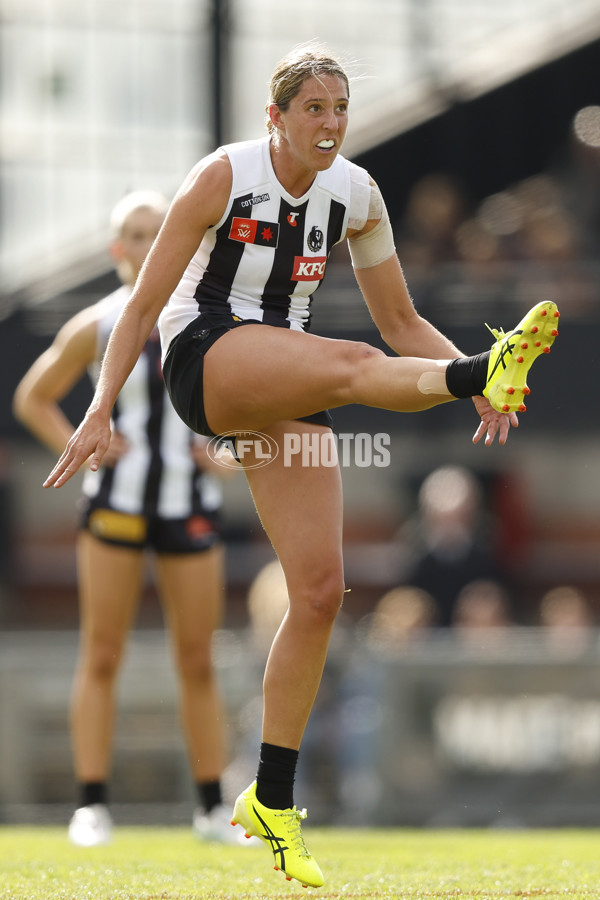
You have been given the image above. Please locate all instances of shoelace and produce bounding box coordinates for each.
[275,808,310,857]
[485,323,508,341]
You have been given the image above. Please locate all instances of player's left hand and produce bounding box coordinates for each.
[43,407,112,488]
[471,395,519,447]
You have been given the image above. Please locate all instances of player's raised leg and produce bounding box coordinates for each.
[203,302,559,439]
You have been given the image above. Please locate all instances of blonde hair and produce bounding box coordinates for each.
[266,41,349,134]
[540,585,594,628]
[109,190,170,238]
[367,586,437,651]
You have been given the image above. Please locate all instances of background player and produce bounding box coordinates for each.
[13,191,245,847]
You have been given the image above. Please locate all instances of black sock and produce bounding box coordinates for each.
[256,742,299,810]
[79,781,107,808]
[196,779,222,813]
[445,351,490,398]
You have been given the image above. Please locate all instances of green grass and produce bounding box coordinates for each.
[1,826,600,899]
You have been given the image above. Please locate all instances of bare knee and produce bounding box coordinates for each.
[81,639,123,682]
[337,341,387,403]
[289,567,345,629]
[175,642,214,685]
[352,341,387,373]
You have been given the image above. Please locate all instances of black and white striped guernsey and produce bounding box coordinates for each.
[82,287,222,518]
[158,136,371,360]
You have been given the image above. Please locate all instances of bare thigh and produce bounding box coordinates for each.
[154,544,224,657]
[203,323,452,436]
[76,531,144,656]
[203,325,376,435]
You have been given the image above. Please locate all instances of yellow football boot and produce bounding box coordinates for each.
[231,781,324,888]
[483,300,559,413]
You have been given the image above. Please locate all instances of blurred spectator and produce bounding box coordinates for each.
[461,174,583,265]
[539,585,595,657]
[552,105,600,258]
[518,205,581,263]
[454,216,504,265]
[247,558,289,655]
[395,173,469,266]
[333,586,437,825]
[512,175,583,262]
[396,106,600,273]
[401,465,504,627]
[451,578,514,646]
[365,585,438,653]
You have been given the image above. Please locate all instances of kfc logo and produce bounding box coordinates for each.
[292,256,327,281]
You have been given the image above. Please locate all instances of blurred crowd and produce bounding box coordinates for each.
[244,464,597,647]
[224,526,598,824]
[395,105,600,269]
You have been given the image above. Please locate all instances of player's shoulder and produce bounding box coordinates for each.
[344,155,371,184]
[220,136,269,193]
[318,154,372,232]
[178,147,234,210]
[50,294,114,361]
[90,286,131,352]
[221,135,267,162]
[92,286,130,325]
[319,152,370,197]
[55,295,110,344]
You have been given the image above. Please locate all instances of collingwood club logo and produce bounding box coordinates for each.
[307,226,324,252]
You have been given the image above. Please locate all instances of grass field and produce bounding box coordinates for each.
[1,826,600,899]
